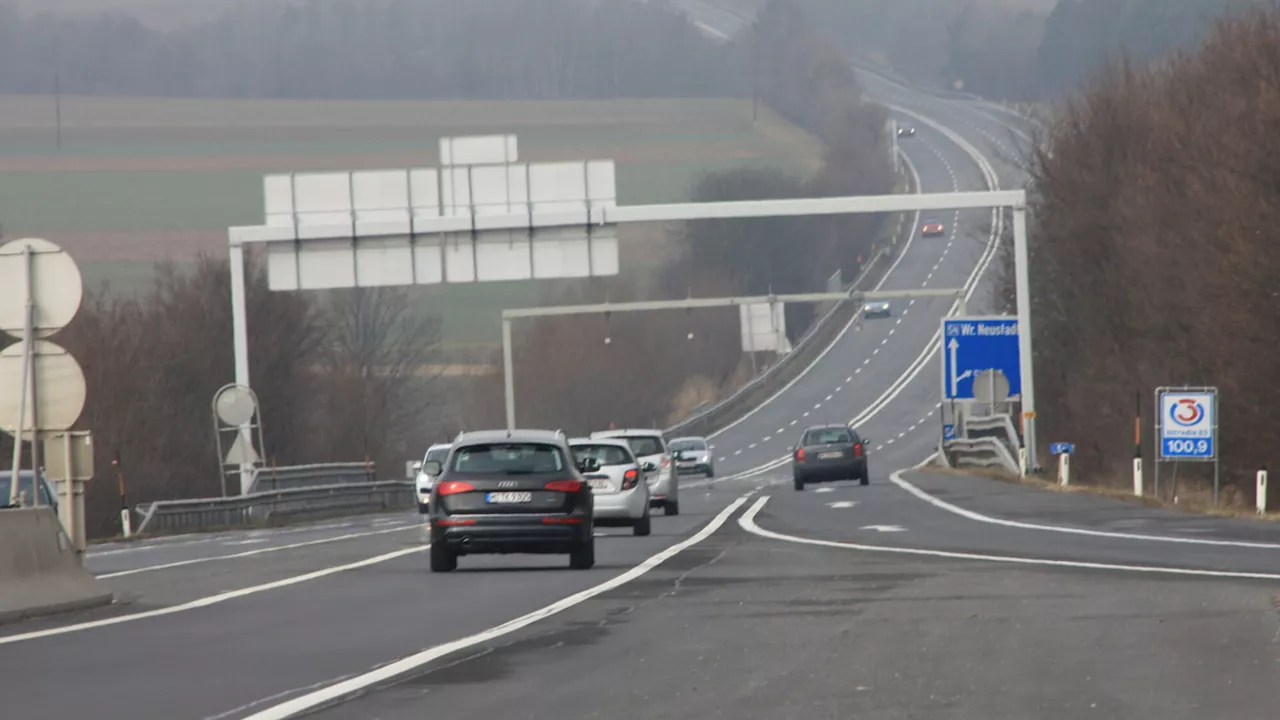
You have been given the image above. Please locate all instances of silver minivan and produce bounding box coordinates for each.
[589,429,678,516]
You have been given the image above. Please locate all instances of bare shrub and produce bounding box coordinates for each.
[1003,7,1280,507]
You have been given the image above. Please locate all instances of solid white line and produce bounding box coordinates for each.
[0,546,427,646]
[244,493,757,720]
[96,526,416,579]
[739,497,1280,580]
[891,469,1280,550]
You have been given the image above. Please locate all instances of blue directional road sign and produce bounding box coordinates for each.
[942,424,956,441]
[941,316,1022,401]
[1049,443,1074,455]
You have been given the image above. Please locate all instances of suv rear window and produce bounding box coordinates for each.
[668,439,706,452]
[620,436,664,458]
[571,444,634,467]
[802,428,855,446]
[449,443,566,475]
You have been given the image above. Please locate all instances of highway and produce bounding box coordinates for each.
[3,9,1278,720]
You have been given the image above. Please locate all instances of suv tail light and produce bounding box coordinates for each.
[621,468,639,490]
[795,448,806,462]
[437,481,475,496]
[544,479,583,493]
[661,457,670,468]
[854,444,863,457]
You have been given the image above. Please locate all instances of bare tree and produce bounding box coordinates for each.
[315,287,444,471]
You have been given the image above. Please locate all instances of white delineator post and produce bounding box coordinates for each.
[1258,467,1268,517]
[1058,451,1070,487]
[1133,457,1143,497]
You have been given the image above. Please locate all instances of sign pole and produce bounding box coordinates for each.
[7,246,34,506]
[502,317,516,431]
[27,257,41,507]
[1212,391,1220,506]
[1012,206,1038,471]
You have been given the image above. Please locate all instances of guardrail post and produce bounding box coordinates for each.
[1258,466,1268,516]
[1058,451,1070,487]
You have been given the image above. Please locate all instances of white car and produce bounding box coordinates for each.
[590,428,679,516]
[414,443,451,513]
[569,438,651,536]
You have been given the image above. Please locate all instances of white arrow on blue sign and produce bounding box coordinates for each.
[940,316,1022,401]
[1050,443,1074,455]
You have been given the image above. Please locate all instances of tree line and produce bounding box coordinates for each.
[997,6,1280,508]
[787,0,1262,101]
[0,0,742,98]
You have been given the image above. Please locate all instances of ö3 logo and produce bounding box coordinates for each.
[1169,398,1206,427]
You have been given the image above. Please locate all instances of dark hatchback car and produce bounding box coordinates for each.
[425,429,598,572]
[792,424,870,490]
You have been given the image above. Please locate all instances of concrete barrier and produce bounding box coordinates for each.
[1,507,112,623]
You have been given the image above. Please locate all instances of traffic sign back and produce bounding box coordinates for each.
[940,316,1022,401]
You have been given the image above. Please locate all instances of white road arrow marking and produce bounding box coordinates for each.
[827,501,859,509]
[947,338,972,397]
[860,525,906,533]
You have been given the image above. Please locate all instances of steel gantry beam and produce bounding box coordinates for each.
[500,288,968,431]
[228,185,1037,480]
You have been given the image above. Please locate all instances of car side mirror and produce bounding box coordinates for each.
[578,457,601,473]
[672,450,685,460]
[642,461,657,473]
[423,460,442,476]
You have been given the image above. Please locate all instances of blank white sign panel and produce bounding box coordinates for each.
[411,239,445,285]
[439,134,518,166]
[352,171,410,222]
[266,242,300,291]
[354,236,414,287]
[474,231,532,282]
[443,234,477,283]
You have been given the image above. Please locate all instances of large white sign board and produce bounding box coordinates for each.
[739,303,790,353]
[260,155,619,291]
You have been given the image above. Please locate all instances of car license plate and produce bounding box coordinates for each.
[587,479,611,490]
[485,491,532,504]
[819,451,842,459]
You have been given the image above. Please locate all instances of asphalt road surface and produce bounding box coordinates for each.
[3,10,1277,720]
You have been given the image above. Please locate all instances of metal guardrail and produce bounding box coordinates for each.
[247,462,376,493]
[943,437,1021,476]
[133,481,412,536]
[963,413,1022,454]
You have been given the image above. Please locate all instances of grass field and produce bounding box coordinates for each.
[0,95,822,346]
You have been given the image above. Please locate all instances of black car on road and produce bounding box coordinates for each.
[791,424,870,490]
[424,429,598,572]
